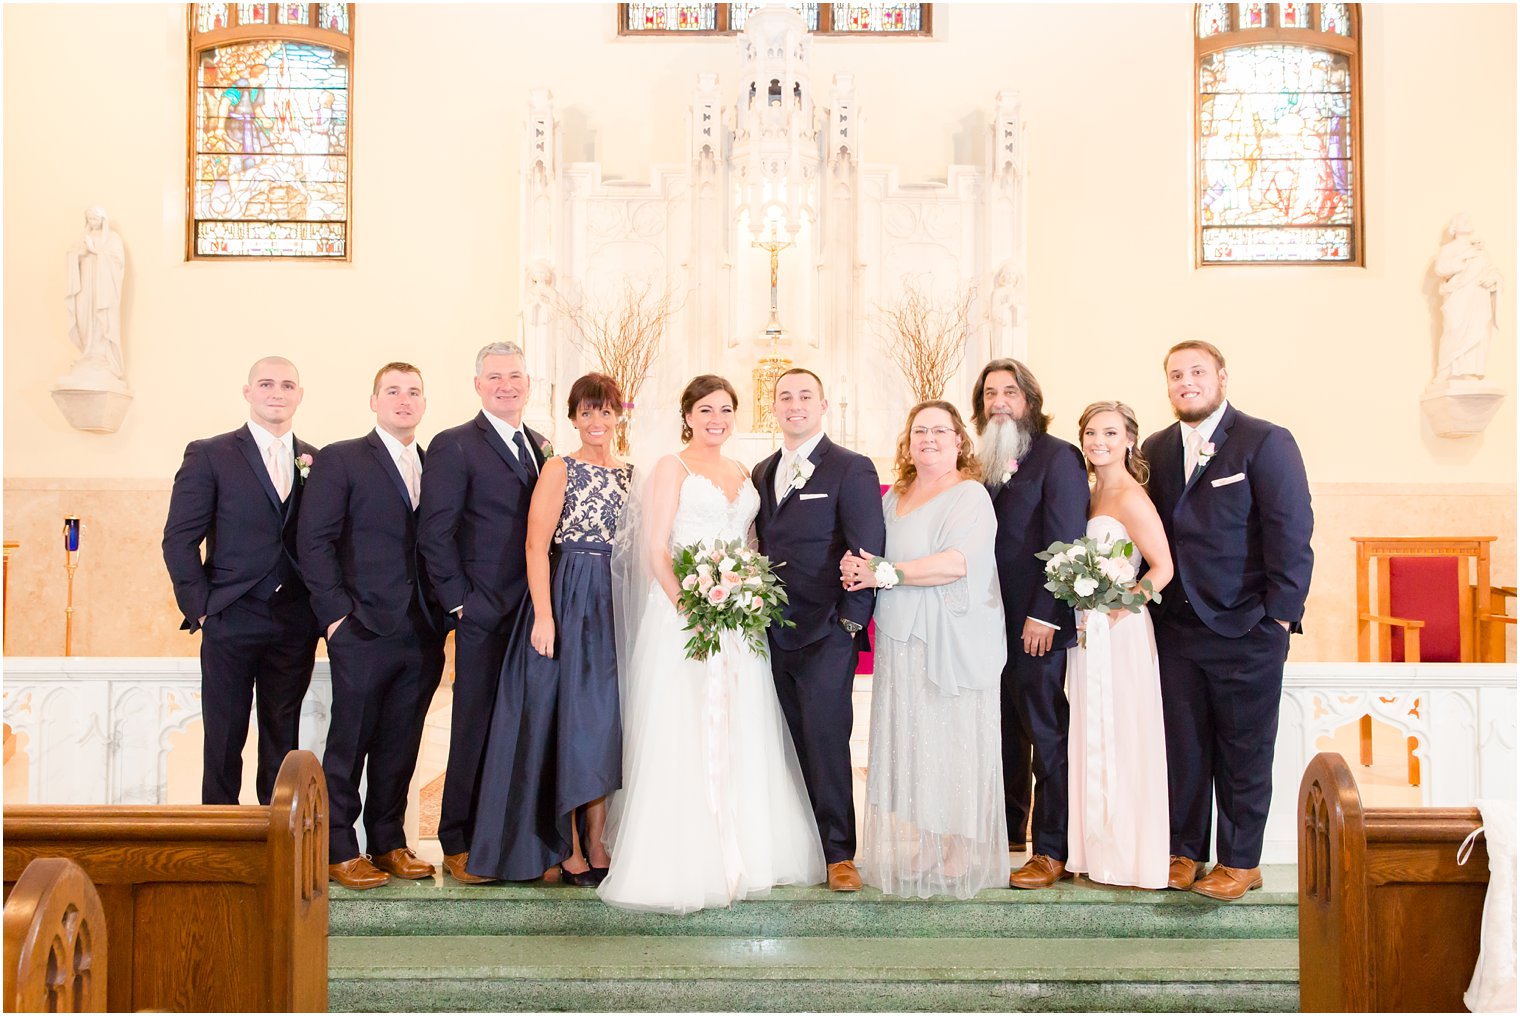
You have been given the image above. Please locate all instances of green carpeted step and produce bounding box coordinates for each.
[328,934,1299,1012]
[329,865,1297,940]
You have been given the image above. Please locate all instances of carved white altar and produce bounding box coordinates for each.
[516,5,1027,461]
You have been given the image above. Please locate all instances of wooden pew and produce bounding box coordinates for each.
[1298,751,1490,1012]
[3,750,327,1013]
[4,858,107,1012]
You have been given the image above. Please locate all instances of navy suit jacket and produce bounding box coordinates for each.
[296,430,444,638]
[162,426,319,632]
[1142,404,1314,638]
[753,435,886,651]
[989,432,1090,652]
[416,411,546,632]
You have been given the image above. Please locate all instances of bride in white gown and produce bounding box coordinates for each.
[599,376,825,914]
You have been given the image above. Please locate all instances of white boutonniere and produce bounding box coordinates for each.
[789,457,815,490]
[1001,457,1019,484]
[540,440,555,460]
[1198,441,1216,466]
[296,453,313,483]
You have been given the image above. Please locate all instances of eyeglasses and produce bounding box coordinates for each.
[910,426,956,439]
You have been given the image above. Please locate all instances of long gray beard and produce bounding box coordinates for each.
[977,417,1032,486]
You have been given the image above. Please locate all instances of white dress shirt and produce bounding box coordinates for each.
[777,430,825,500]
[374,427,421,506]
[482,412,534,465]
[1181,400,1229,481]
[247,420,294,498]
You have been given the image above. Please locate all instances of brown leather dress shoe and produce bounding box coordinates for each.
[1190,864,1263,901]
[826,860,863,892]
[372,847,436,880]
[1008,854,1070,889]
[1167,855,1207,891]
[329,855,389,890]
[443,852,498,885]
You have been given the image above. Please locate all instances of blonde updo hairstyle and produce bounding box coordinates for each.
[891,400,984,494]
[1077,400,1150,484]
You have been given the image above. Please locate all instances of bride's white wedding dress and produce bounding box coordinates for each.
[598,463,825,914]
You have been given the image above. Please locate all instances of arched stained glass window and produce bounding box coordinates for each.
[1195,3,1362,265]
[188,4,353,259]
[619,3,930,35]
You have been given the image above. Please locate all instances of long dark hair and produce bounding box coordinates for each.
[678,374,738,442]
[971,358,1051,434]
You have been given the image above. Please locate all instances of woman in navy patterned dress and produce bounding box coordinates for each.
[467,374,631,885]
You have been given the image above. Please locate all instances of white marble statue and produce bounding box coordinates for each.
[61,205,127,391]
[1434,213,1502,381]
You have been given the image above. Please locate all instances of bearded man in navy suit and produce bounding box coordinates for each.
[163,356,320,806]
[972,359,1090,890]
[753,368,885,892]
[418,341,547,884]
[1142,341,1313,901]
[299,362,447,890]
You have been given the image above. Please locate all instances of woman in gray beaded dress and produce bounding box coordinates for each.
[841,400,1008,899]
[467,374,632,885]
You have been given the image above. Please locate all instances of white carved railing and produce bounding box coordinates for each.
[5,657,1514,867]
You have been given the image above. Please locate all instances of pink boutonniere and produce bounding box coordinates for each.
[1198,442,1216,464]
[1000,458,1019,484]
[295,453,313,483]
[540,440,555,460]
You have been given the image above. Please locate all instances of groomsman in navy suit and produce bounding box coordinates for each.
[299,362,447,889]
[1143,341,1313,901]
[163,356,320,806]
[972,360,1091,890]
[418,341,546,884]
[753,368,885,892]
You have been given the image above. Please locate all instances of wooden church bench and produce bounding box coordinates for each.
[2,750,327,1013]
[4,857,107,1012]
[1298,751,1489,1012]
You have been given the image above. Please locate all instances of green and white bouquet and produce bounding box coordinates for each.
[672,538,793,661]
[1035,536,1160,643]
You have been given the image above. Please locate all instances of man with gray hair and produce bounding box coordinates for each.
[419,341,549,883]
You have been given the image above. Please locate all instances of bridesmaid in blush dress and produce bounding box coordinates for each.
[1065,401,1173,890]
[467,374,631,886]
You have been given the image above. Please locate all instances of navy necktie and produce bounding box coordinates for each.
[513,430,538,476]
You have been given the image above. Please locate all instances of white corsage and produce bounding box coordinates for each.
[868,554,904,590]
[790,457,815,490]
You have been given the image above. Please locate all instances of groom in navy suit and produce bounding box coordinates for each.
[418,341,547,884]
[972,360,1090,890]
[1143,341,1313,901]
[753,368,885,892]
[163,355,320,806]
[299,362,447,889]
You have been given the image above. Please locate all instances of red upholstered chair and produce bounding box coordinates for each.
[855,482,892,677]
[1353,536,1516,785]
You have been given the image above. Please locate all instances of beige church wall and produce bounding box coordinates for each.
[5,477,1511,663]
[4,5,1515,660]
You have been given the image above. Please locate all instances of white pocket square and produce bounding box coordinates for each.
[1211,472,1246,488]
[798,492,829,500]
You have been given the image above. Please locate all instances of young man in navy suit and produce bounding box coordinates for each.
[298,362,447,890]
[163,356,320,806]
[1143,341,1313,901]
[972,359,1091,890]
[417,341,547,884]
[753,368,885,892]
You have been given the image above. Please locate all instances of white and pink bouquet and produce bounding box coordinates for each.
[1036,536,1160,642]
[672,538,793,661]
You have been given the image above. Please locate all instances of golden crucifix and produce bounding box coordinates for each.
[751,224,794,342]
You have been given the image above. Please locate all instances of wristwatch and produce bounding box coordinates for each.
[839,618,863,636]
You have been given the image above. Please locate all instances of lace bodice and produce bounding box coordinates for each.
[1087,514,1143,569]
[554,456,632,546]
[669,470,759,550]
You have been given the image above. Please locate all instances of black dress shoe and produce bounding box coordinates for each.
[560,866,606,888]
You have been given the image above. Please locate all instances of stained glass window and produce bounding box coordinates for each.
[731,3,819,31]
[198,3,230,32]
[1198,4,1229,37]
[1235,2,1265,29]
[190,5,353,259]
[238,3,270,25]
[618,2,928,34]
[1279,3,1308,28]
[1320,2,1350,35]
[1195,4,1361,265]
